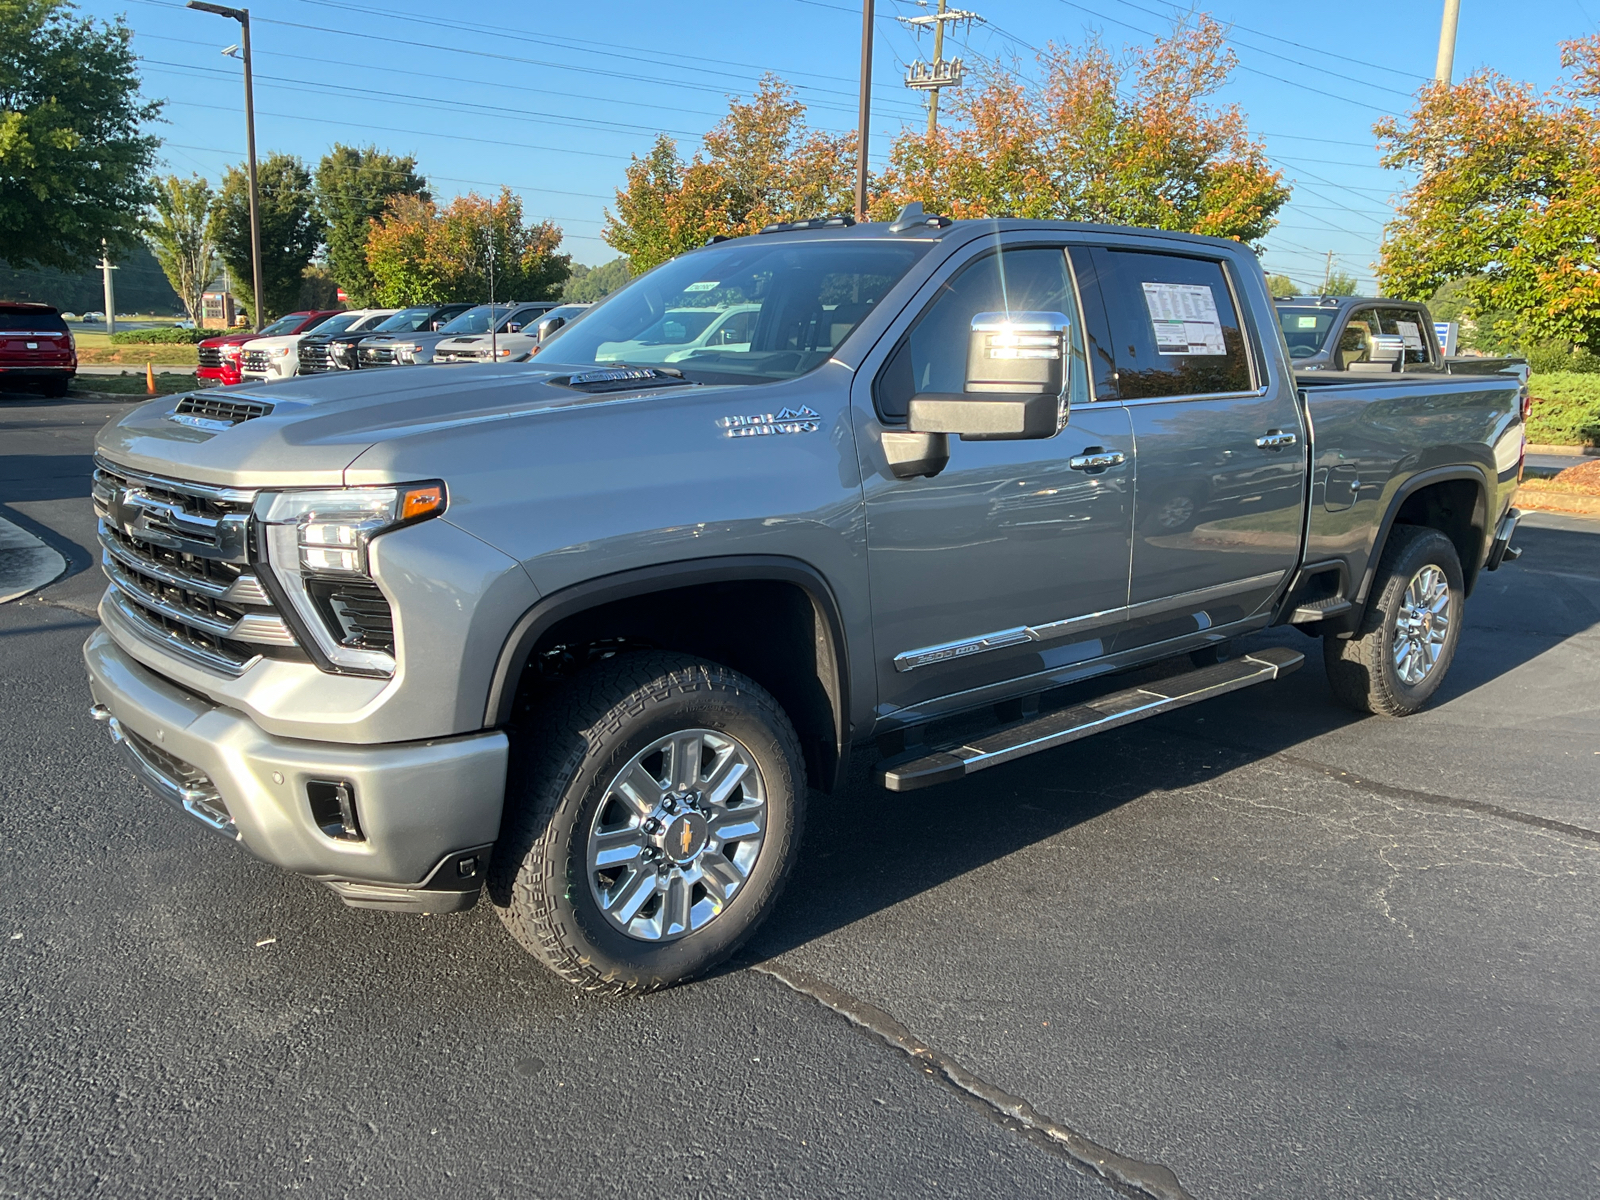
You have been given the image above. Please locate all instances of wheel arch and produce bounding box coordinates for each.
[1358,466,1491,607]
[484,556,851,793]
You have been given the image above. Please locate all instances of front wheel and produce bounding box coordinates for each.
[490,652,806,994]
[1324,525,1464,717]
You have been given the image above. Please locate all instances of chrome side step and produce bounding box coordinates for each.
[1290,595,1354,623]
[876,646,1305,792]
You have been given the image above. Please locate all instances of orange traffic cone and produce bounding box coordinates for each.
[146,361,157,395]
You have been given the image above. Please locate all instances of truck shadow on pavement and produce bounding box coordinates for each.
[745,516,1599,967]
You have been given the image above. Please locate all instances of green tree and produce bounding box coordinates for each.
[315,144,428,306]
[0,0,160,270]
[210,153,324,321]
[365,188,569,305]
[1323,271,1359,296]
[603,77,856,272]
[145,174,215,322]
[1266,273,1298,298]
[1377,35,1600,350]
[564,257,632,302]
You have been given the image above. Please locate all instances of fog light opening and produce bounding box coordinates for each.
[307,779,364,841]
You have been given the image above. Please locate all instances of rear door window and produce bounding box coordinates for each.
[1372,307,1435,366]
[1076,248,1253,399]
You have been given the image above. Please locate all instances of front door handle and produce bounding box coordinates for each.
[1256,429,1298,449]
[1068,449,1127,472]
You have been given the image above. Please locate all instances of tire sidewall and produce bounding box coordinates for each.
[1370,529,1464,711]
[539,678,800,984]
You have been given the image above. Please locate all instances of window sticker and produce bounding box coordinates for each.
[1141,282,1227,355]
[1296,315,1319,329]
[683,281,720,292]
[1395,320,1424,349]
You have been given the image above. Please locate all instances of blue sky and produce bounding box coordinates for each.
[92,0,1599,284]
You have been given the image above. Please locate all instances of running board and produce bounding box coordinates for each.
[876,646,1305,792]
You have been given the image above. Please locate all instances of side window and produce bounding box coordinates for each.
[873,246,1085,422]
[1336,308,1379,368]
[714,308,756,346]
[1373,307,1434,366]
[1087,248,1253,399]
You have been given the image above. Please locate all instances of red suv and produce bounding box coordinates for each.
[0,302,76,397]
[197,310,340,387]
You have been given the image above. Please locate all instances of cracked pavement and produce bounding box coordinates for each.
[3,393,1597,1198]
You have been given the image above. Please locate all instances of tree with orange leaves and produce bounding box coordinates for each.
[1377,36,1600,351]
[603,76,856,272]
[872,15,1286,242]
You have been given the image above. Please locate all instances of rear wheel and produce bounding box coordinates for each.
[490,652,805,994]
[1324,526,1464,717]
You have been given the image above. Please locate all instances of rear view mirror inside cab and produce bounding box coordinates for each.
[907,311,1072,442]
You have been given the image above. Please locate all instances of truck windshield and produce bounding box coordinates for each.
[1278,308,1336,359]
[535,238,931,384]
[440,306,515,335]
[373,307,437,333]
[259,314,305,336]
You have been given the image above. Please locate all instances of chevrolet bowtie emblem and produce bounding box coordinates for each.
[678,822,694,856]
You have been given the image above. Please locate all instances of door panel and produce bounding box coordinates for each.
[853,239,1136,719]
[1077,244,1306,619]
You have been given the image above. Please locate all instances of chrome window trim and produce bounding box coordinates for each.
[893,570,1285,672]
[1116,385,1272,407]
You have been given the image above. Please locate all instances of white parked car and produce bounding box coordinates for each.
[595,304,759,365]
[433,303,592,364]
[240,310,389,382]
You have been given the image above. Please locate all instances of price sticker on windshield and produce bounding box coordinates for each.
[1396,320,1425,349]
[683,281,720,292]
[1141,282,1227,355]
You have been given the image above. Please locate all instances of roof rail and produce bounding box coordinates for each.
[758,213,856,234]
[889,202,953,233]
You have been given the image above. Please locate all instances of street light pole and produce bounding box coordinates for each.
[188,2,264,332]
[855,0,875,223]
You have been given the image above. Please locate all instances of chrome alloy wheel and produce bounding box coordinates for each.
[1393,564,1451,686]
[587,729,767,942]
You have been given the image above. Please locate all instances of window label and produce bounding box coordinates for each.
[1141,282,1226,356]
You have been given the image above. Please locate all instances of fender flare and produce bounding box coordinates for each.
[1357,464,1491,606]
[482,555,851,785]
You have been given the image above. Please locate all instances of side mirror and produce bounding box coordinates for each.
[506,322,523,334]
[907,312,1071,443]
[536,315,567,341]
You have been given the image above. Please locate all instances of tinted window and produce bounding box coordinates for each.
[1084,248,1253,399]
[538,239,929,384]
[1277,306,1336,359]
[1372,306,1434,366]
[374,307,434,332]
[873,246,1083,422]
[313,313,360,335]
[1334,307,1381,369]
[0,312,68,333]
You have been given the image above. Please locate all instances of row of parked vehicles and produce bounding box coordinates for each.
[195,301,592,387]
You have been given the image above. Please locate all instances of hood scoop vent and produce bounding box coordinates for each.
[171,394,274,430]
[555,366,692,393]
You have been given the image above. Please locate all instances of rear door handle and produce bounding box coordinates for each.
[1256,429,1298,449]
[1068,449,1127,472]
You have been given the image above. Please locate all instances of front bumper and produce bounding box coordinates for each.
[84,628,508,912]
[196,364,241,387]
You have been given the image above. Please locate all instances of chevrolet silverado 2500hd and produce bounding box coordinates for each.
[84,208,1525,993]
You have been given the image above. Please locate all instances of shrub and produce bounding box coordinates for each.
[107,326,224,344]
[1526,373,1600,446]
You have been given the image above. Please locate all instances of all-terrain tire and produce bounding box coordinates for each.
[489,651,806,995]
[1324,525,1465,717]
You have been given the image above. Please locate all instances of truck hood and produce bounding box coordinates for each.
[241,334,304,351]
[94,364,729,489]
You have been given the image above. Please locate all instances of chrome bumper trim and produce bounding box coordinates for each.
[92,702,239,838]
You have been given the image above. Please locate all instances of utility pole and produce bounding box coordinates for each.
[1322,250,1335,294]
[901,1,979,137]
[99,240,118,335]
[1435,0,1461,85]
[189,2,264,332]
[855,0,875,223]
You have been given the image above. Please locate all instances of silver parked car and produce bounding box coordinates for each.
[434,303,592,364]
[363,302,558,367]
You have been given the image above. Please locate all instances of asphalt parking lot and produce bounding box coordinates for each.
[3,391,1596,1199]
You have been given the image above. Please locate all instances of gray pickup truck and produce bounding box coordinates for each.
[1276,294,1527,380]
[83,208,1526,993]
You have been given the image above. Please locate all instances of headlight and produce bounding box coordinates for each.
[271,347,291,357]
[255,482,447,676]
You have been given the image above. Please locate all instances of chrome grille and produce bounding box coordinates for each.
[172,394,273,427]
[198,345,224,368]
[92,458,297,676]
[242,349,270,374]
[298,341,331,372]
[361,345,397,365]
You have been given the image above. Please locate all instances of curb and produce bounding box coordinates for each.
[1525,443,1599,457]
[0,515,68,603]
[1514,485,1600,517]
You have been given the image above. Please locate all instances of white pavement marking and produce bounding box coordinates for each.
[0,515,67,603]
